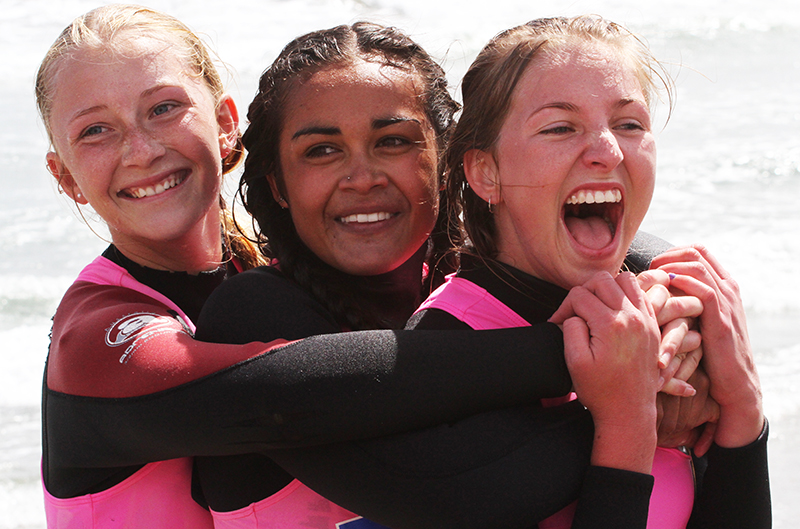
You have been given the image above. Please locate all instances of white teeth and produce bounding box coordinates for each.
[340,212,393,224]
[567,189,622,205]
[125,174,183,199]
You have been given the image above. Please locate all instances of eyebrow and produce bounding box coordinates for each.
[69,105,107,125]
[527,97,644,120]
[68,85,180,125]
[291,116,421,140]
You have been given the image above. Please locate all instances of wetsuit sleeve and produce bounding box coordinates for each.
[688,421,771,529]
[571,466,654,528]
[45,271,573,468]
[259,307,652,528]
[625,231,674,273]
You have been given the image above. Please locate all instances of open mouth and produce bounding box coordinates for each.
[563,189,623,250]
[338,211,396,224]
[120,171,187,199]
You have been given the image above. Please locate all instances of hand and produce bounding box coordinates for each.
[637,269,703,395]
[657,357,720,456]
[551,271,660,473]
[652,245,764,448]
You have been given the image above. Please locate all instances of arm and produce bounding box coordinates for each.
[45,275,573,468]
[263,279,654,529]
[653,245,771,528]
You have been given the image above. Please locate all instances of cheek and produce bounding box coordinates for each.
[409,158,441,228]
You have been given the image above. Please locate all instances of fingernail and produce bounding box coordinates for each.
[668,273,676,280]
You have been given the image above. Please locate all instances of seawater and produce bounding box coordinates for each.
[1,0,798,526]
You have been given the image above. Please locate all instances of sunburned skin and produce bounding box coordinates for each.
[465,41,656,290]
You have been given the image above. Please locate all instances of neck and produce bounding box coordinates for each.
[312,242,428,330]
[110,209,224,274]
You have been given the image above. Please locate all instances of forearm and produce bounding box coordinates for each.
[688,420,771,529]
[46,326,570,468]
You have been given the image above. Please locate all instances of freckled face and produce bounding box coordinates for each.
[276,61,440,276]
[476,43,656,289]
[46,36,235,256]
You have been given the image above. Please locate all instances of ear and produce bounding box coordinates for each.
[216,94,240,158]
[463,148,501,206]
[266,174,288,208]
[46,152,88,205]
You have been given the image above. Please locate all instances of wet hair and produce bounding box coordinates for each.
[446,15,673,259]
[35,4,263,269]
[240,21,460,329]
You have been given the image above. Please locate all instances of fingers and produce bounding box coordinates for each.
[657,295,703,326]
[550,272,632,325]
[693,422,717,457]
[659,317,689,368]
[658,318,701,369]
[637,269,670,292]
[660,377,696,397]
[673,347,703,381]
[561,316,591,364]
[645,284,671,318]
[615,271,654,317]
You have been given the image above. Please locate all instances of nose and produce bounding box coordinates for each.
[339,153,389,192]
[121,128,166,167]
[582,129,623,171]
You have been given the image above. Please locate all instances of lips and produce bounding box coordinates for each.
[563,188,623,251]
[119,170,188,199]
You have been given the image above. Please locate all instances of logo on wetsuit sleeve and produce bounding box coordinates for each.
[105,312,190,364]
[105,312,160,346]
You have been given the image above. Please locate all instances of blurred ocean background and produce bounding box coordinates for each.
[1,0,797,526]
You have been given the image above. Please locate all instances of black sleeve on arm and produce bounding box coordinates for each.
[571,466,654,529]
[269,400,596,529]
[625,231,674,273]
[46,325,570,469]
[688,420,771,529]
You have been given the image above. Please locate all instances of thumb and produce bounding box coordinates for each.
[562,316,592,364]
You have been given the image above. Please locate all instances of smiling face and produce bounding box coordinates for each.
[466,42,656,289]
[45,35,237,270]
[275,60,440,276]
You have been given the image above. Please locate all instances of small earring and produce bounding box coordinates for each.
[76,192,82,199]
[278,196,288,209]
[488,196,494,213]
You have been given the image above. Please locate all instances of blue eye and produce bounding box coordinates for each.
[153,102,175,116]
[540,125,574,135]
[83,125,104,137]
[617,121,645,131]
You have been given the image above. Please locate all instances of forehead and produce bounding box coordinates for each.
[285,60,427,117]
[53,34,195,92]
[513,42,645,107]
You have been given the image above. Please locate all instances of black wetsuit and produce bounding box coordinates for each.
[43,246,571,501]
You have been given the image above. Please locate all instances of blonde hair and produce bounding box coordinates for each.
[36,4,263,267]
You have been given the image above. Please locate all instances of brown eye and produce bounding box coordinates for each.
[305,144,339,158]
